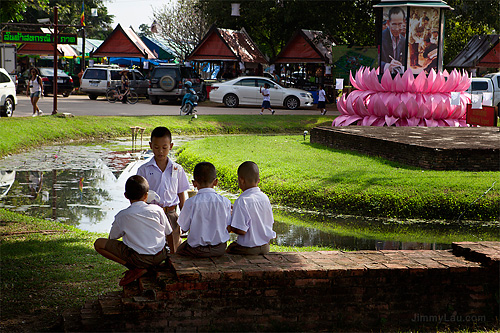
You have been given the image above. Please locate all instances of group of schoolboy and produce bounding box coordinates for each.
[95,126,275,286]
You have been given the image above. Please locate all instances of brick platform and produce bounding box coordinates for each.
[63,242,499,332]
[310,126,500,171]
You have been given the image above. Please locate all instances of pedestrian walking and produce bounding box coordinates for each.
[317,84,329,115]
[259,83,275,115]
[26,67,43,116]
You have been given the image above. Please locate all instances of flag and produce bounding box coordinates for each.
[80,1,85,26]
[79,177,84,192]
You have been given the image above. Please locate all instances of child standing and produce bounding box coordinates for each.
[177,162,231,257]
[94,175,173,286]
[137,127,190,253]
[317,84,328,115]
[227,161,276,255]
[259,83,275,115]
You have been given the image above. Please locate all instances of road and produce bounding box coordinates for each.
[13,94,339,117]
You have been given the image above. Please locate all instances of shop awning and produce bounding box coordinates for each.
[272,29,335,64]
[17,42,78,57]
[91,24,156,59]
[447,35,500,68]
[373,1,452,9]
[187,25,268,64]
[141,36,176,60]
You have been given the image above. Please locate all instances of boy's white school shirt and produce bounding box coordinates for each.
[177,188,231,247]
[109,201,173,255]
[261,88,271,102]
[318,89,326,102]
[230,187,276,247]
[137,157,190,208]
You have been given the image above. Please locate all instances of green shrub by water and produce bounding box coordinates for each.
[176,135,499,221]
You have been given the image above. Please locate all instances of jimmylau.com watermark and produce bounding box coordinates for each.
[412,313,487,324]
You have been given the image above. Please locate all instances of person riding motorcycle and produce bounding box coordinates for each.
[180,81,198,115]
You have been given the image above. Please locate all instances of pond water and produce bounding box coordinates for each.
[0,138,497,251]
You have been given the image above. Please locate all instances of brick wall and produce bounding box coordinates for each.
[65,242,500,332]
[310,126,500,171]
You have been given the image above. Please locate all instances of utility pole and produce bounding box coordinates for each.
[52,6,58,115]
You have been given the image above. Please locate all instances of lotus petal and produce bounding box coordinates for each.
[337,94,349,115]
[432,70,446,93]
[401,69,415,92]
[424,118,439,127]
[436,119,447,127]
[422,103,433,119]
[441,69,459,92]
[346,93,358,115]
[386,94,402,116]
[349,70,361,90]
[407,117,420,126]
[361,115,380,126]
[443,118,460,127]
[393,101,409,118]
[427,69,437,93]
[458,119,468,127]
[372,117,386,126]
[385,115,398,126]
[381,70,393,91]
[393,74,405,93]
[332,115,347,126]
[406,98,420,118]
[355,96,370,116]
[432,101,448,119]
[397,118,409,126]
[343,115,363,126]
[456,72,472,91]
[413,70,428,93]
[367,94,387,117]
[418,119,426,126]
[355,67,368,90]
[365,69,384,91]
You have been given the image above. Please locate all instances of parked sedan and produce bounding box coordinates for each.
[0,67,17,117]
[18,68,74,97]
[209,76,314,110]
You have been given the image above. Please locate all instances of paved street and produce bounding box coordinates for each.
[13,94,339,117]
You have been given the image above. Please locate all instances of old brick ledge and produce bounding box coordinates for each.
[63,242,499,332]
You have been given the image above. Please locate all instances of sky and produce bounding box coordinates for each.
[105,0,168,31]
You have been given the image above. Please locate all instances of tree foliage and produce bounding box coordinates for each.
[1,0,114,40]
[152,0,211,60]
[443,0,499,65]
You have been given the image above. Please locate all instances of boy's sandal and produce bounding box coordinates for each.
[119,268,148,286]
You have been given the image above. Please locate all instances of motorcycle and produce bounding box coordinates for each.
[180,81,198,116]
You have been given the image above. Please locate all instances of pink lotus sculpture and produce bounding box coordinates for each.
[333,68,472,127]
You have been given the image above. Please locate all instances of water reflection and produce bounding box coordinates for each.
[0,140,498,250]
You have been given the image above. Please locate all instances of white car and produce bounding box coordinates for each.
[210,76,314,110]
[0,67,17,117]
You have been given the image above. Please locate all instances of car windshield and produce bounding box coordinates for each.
[39,68,67,76]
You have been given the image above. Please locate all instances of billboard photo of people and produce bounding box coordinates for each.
[380,6,407,75]
[407,7,440,74]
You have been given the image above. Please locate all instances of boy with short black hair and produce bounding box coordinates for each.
[137,126,190,253]
[94,175,173,286]
[227,161,276,255]
[176,162,231,257]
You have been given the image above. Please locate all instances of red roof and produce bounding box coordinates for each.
[187,26,268,64]
[17,42,78,57]
[273,29,334,64]
[91,24,156,59]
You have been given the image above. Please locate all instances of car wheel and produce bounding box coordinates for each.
[62,92,70,97]
[43,91,49,97]
[159,75,176,92]
[284,96,300,110]
[223,93,239,108]
[89,94,98,100]
[2,97,14,117]
[150,96,160,105]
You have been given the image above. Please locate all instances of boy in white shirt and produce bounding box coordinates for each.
[317,84,329,115]
[227,161,276,255]
[94,175,173,286]
[177,162,231,257]
[137,127,190,253]
[259,83,275,115]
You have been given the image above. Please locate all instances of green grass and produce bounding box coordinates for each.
[0,115,329,157]
[177,135,500,221]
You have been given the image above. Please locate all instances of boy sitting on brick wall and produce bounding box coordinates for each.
[227,161,276,255]
[176,162,231,257]
[94,175,173,286]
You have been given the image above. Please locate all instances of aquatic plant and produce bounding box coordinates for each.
[333,68,472,127]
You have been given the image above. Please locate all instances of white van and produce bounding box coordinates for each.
[80,65,149,100]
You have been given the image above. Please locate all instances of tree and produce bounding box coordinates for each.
[443,0,499,65]
[152,0,211,60]
[1,0,114,39]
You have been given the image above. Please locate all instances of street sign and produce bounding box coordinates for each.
[1,31,78,45]
[466,104,498,127]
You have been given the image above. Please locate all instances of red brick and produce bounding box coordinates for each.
[223,269,243,280]
[175,268,201,281]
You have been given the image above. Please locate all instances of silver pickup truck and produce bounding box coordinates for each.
[468,72,500,109]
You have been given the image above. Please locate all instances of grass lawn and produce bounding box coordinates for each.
[177,135,499,221]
